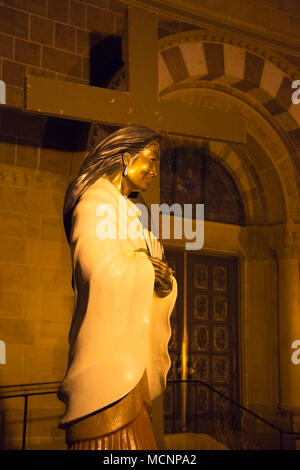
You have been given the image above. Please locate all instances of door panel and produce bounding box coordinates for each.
[163,249,239,434]
[187,253,239,432]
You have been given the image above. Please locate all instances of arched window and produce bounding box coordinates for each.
[160,146,245,225]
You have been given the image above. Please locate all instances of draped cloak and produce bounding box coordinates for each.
[57,176,177,427]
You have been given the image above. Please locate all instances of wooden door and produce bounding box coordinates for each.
[163,250,240,433]
[186,253,239,432]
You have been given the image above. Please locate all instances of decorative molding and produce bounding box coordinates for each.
[126,0,300,56]
[267,224,300,259]
[159,30,300,81]
[0,163,69,194]
[240,226,274,260]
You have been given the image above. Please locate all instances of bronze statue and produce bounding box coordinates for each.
[58,125,177,450]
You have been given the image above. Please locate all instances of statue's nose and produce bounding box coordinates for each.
[151,165,158,177]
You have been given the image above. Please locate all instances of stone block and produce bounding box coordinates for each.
[0,346,24,386]
[270,9,290,33]
[15,39,41,66]
[86,0,108,7]
[26,239,71,269]
[0,290,24,318]
[30,16,54,46]
[116,13,124,33]
[76,29,90,56]
[0,237,27,264]
[0,264,39,291]
[70,0,86,28]
[0,186,30,212]
[0,210,40,239]
[40,293,73,322]
[48,0,69,23]
[0,33,13,59]
[109,0,127,13]
[26,408,63,444]
[0,319,35,345]
[0,6,28,39]
[16,139,39,169]
[5,85,24,109]
[211,0,243,19]
[27,66,56,79]
[70,151,86,175]
[55,23,76,52]
[3,0,47,16]
[243,1,271,29]
[0,109,46,142]
[3,60,26,87]
[29,189,64,217]
[41,216,65,242]
[0,135,16,165]
[29,394,65,412]
[42,47,81,77]
[36,320,69,347]
[22,346,58,381]
[278,0,300,16]
[86,5,115,34]
[22,291,42,321]
[82,56,90,80]
[53,347,68,378]
[0,407,24,450]
[38,267,73,294]
[40,147,72,175]
[289,15,300,36]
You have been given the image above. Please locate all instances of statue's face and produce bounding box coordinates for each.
[125,142,160,192]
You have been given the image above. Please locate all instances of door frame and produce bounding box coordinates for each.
[164,244,241,432]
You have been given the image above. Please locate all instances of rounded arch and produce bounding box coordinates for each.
[161,134,267,225]
[104,29,300,225]
[156,30,300,225]
[158,30,300,134]
[160,144,246,225]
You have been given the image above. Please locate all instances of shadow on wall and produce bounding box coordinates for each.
[89,34,123,89]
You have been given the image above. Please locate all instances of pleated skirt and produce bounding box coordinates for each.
[67,405,157,450]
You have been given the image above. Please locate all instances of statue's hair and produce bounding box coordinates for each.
[63,125,159,244]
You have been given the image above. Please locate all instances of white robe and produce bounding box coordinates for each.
[58,176,177,425]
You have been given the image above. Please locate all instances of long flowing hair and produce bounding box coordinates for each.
[63,125,159,244]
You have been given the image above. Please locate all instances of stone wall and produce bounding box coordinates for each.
[0,0,299,450]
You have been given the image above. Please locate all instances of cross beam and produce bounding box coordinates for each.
[25,6,246,144]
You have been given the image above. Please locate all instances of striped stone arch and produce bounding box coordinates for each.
[159,30,300,148]
[157,31,300,224]
[102,29,300,224]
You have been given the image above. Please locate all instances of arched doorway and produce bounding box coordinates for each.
[100,26,300,437]
[161,145,243,433]
[156,31,300,436]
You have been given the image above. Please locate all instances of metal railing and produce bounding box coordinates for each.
[0,381,61,450]
[165,379,300,450]
[1,379,300,450]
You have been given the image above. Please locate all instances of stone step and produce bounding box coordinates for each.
[163,433,228,450]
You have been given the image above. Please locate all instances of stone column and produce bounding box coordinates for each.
[268,226,300,414]
[240,226,279,411]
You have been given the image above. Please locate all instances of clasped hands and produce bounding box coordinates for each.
[134,248,174,298]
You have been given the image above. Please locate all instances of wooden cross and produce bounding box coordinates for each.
[25,5,246,206]
[25,6,246,144]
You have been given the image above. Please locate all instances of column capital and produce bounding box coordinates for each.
[240,225,274,260]
[267,224,300,259]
